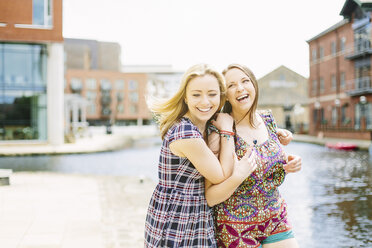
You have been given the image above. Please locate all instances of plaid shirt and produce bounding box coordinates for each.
[145,117,217,247]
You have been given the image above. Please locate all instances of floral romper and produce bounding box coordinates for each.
[212,110,292,248]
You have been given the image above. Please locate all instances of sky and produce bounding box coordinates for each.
[63,0,346,79]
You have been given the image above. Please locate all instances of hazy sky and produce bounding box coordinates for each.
[63,0,346,78]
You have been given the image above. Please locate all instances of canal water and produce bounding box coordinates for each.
[0,139,371,248]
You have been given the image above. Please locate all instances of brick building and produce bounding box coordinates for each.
[64,39,183,127]
[307,0,372,140]
[0,0,64,144]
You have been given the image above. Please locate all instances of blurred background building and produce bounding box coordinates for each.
[0,0,64,144]
[64,38,183,138]
[307,0,372,140]
[258,65,309,134]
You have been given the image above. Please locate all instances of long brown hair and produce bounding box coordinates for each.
[149,64,226,139]
[222,63,259,127]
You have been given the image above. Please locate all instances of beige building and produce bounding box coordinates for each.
[258,65,309,133]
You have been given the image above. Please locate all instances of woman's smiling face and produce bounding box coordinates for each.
[184,74,221,125]
[224,68,256,114]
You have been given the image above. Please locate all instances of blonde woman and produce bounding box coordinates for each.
[144,64,256,247]
[206,64,301,248]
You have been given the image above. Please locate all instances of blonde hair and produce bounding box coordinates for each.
[149,64,226,139]
[222,63,259,128]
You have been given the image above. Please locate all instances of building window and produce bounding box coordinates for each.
[130,92,138,103]
[340,37,346,52]
[115,79,125,90]
[117,104,124,114]
[33,0,53,26]
[341,104,348,125]
[86,91,97,115]
[354,25,370,53]
[117,92,124,102]
[70,78,83,93]
[129,80,138,90]
[331,74,336,90]
[86,78,97,90]
[312,80,317,95]
[312,49,317,62]
[340,72,346,89]
[100,79,112,91]
[320,78,324,93]
[331,41,337,55]
[332,107,337,126]
[319,47,324,59]
[0,43,47,141]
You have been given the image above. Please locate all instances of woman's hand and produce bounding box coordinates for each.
[277,128,293,146]
[211,113,234,132]
[233,149,257,179]
[284,154,302,173]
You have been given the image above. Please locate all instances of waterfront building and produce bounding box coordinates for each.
[308,0,372,140]
[0,0,64,144]
[64,39,183,127]
[258,66,309,134]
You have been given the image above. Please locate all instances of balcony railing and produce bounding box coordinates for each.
[346,76,372,96]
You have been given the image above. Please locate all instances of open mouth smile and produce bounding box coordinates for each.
[197,107,213,113]
[236,94,249,102]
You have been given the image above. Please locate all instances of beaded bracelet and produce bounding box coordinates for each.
[219,130,235,140]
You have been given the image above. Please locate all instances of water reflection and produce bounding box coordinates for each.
[282,142,372,248]
[0,140,371,247]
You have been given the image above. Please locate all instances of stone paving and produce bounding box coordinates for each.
[0,172,156,248]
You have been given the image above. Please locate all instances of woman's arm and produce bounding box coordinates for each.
[204,152,256,206]
[209,113,235,178]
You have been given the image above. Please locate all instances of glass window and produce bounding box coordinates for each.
[70,78,83,93]
[319,47,324,59]
[129,80,138,90]
[340,72,345,89]
[86,78,97,90]
[332,107,337,126]
[355,104,361,129]
[320,78,324,93]
[117,104,124,113]
[117,92,124,102]
[130,92,138,103]
[312,80,317,95]
[33,0,52,26]
[331,75,336,90]
[340,37,346,52]
[341,104,348,124]
[0,43,47,141]
[312,49,317,62]
[86,91,96,115]
[100,79,112,91]
[331,41,336,55]
[115,79,125,90]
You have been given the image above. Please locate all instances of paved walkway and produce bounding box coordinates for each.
[0,172,156,248]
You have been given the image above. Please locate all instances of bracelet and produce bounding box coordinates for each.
[219,130,235,140]
[219,130,235,136]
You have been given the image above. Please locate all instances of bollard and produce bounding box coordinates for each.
[0,169,13,186]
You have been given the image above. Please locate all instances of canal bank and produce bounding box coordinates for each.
[293,134,372,151]
[0,133,370,156]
